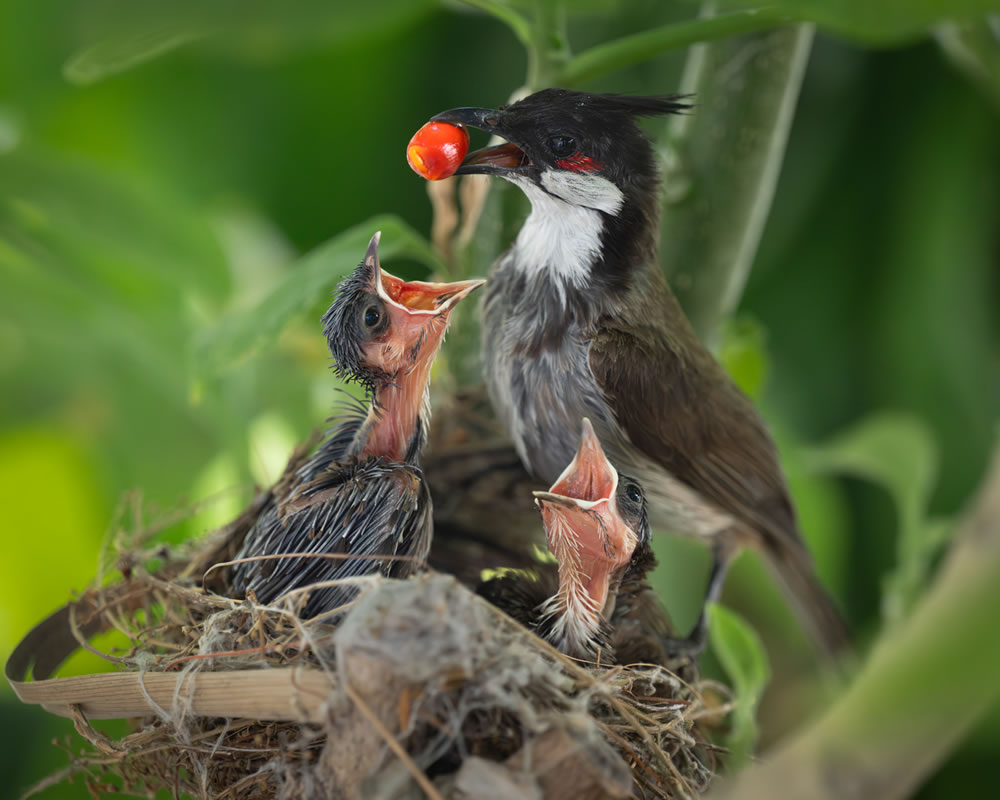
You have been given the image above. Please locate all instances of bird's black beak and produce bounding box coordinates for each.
[430,106,498,133]
[430,106,530,176]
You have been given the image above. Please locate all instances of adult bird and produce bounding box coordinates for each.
[479,418,689,673]
[230,232,484,618]
[430,89,850,657]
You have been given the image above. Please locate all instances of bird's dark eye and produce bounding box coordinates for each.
[625,483,642,504]
[547,135,576,158]
[363,306,381,328]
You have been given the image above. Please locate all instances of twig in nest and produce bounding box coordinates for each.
[68,600,131,667]
[164,641,306,672]
[71,705,127,759]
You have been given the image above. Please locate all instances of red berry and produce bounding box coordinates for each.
[406,121,469,181]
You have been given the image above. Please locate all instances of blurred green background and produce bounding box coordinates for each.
[1,1,997,797]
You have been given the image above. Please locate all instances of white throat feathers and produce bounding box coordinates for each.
[506,171,624,301]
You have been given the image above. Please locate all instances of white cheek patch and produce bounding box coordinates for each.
[541,170,624,215]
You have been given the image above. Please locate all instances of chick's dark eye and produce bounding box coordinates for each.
[626,484,642,504]
[547,135,576,158]
[363,306,381,327]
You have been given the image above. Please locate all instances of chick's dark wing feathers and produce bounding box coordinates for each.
[232,459,431,618]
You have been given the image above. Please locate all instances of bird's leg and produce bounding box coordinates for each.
[658,538,733,658]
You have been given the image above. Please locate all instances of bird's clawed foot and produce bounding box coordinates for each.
[657,541,733,659]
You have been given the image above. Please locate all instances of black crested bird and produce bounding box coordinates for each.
[431,89,850,657]
[230,232,484,617]
[479,418,688,671]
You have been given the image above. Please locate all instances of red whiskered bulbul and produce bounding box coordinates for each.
[431,89,850,658]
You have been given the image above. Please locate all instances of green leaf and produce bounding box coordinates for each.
[718,0,999,44]
[709,603,770,767]
[64,0,435,84]
[805,413,942,622]
[806,413,937,542]
[65,27,205,85]
[194,215,443,376]
[0,149,229,420]
[719,315,770,400]
[0,150,228,299]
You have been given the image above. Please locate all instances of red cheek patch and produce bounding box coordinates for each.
[556,153,602,173]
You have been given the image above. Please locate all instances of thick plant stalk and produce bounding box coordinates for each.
[709,442,1000,800]
[558,8,794,86]
[527,0,569,89]
[660,17,814,343]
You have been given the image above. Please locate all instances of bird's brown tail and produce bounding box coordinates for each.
[765,541,853,662]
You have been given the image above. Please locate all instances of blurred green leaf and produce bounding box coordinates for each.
[719,0,999,43]
[871,65,997,511]
[720,315,770,400]
[64,0,435,84]
[195,215,443,376]
[805,413,943,623]
[65,28,206,85]
[709,603,770,767]
[778,424,852,599]
[806,413,937,541]
[0,150,231,426]
[0,151,228,299]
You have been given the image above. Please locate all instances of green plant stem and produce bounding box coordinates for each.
[710,442,1000,800]
[447,1,565,384]
[527,0,569,89]
[558,7,795,86]
[659,18,814,344]
[459,0,532,49]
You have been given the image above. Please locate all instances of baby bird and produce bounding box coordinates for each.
[230,232,484,617]
[479,419,684,668]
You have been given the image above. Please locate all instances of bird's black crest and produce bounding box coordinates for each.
[574,91,693,118]
[321,255,388,394]
[504,89,692,120]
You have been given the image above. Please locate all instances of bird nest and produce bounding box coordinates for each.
[8,497,727,800]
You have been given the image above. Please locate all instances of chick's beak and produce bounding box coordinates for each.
[379,273,485,314]
[533,419,637,616]
[430,106,530,175]
[375,267,485,370]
